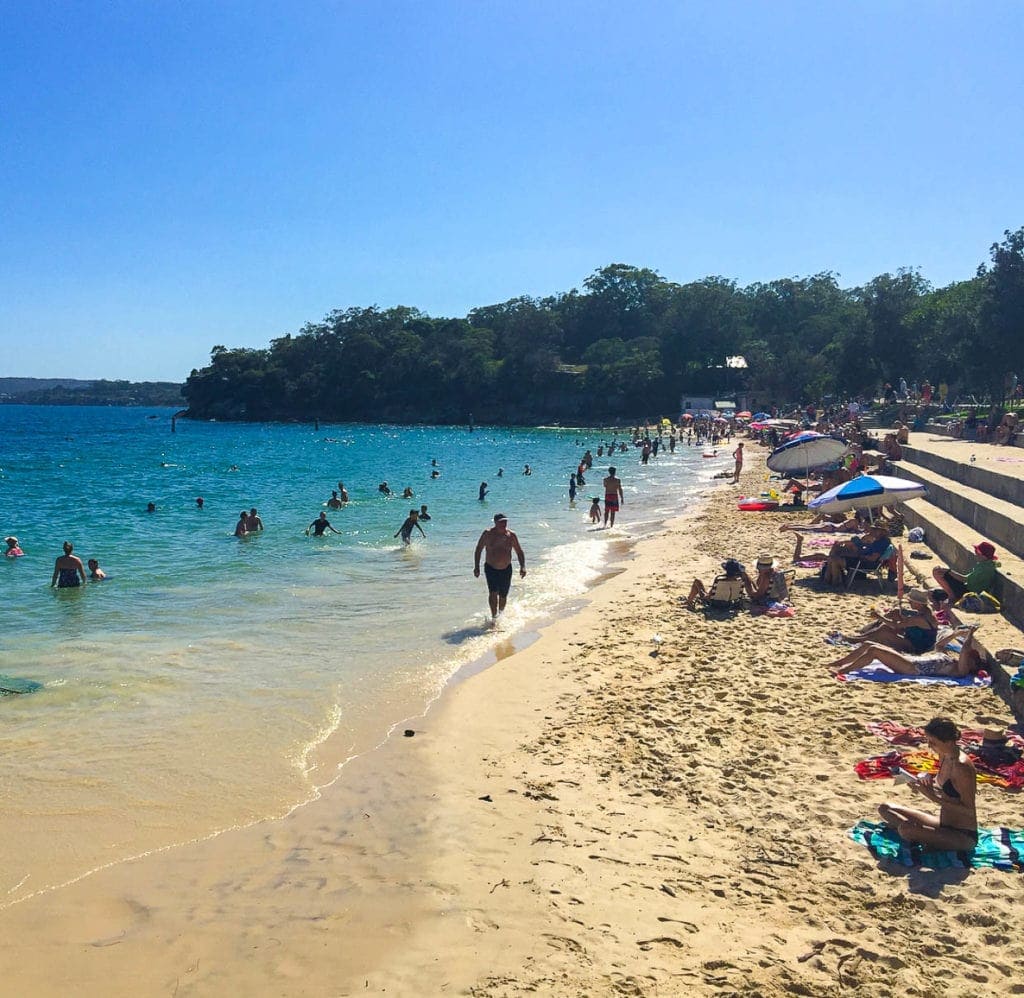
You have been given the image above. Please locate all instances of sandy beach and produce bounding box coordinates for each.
[3,448,1023,996]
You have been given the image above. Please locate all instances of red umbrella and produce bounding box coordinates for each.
[737,410,752,419]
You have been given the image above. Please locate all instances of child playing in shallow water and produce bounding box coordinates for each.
[589,498,601,524]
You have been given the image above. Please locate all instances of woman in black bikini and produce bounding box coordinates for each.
[51,541,87,588]
[878,716,978,850]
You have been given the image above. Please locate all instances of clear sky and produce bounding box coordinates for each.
[2,1,1021,381]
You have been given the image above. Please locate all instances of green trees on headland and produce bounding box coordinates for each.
[183,227,1024,423]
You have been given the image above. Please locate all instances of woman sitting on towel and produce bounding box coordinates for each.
[832,589,941,653]
[878,716,978,850]
[826,624,982,678]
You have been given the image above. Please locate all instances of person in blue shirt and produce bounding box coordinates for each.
[822,524,892,586]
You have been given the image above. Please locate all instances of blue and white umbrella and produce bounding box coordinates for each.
[808,474,927,515]
[766,432,847,476]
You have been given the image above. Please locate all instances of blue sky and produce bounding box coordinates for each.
[1,1,1021,381]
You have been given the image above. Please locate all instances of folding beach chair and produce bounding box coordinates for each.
[701,576,747,610]
[845,544,895,592]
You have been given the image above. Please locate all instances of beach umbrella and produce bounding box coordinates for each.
[808,474,927,516]
[766,433,847,478]
[753,411,770,420]
[736,411,752,419]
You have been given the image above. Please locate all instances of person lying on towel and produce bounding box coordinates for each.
[826,624,982,679]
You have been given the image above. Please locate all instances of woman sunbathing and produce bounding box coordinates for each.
[827,625,982,678]
[779,514,861,534]
[834,595,941,653]
[877,716,978,851]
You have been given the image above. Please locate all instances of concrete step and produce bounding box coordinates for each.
[901,443,1024,507]
[900,495,1024,632]
[895,459,1024,562]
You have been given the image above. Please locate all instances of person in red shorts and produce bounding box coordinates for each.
[603,466,624,528]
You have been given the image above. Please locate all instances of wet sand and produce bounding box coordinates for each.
[3,452,1023,996]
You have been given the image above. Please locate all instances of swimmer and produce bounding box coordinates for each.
[395,509,426,545]
[306,512,341,537]
[473,513,526,622]
[245,508,264,532]
[337,482,349,502]
[5,536,24,558]
[378,481,393,496]
[146,502,156,513]
[603,466,624,528]
[431,470,441,478]
[196,497,204,509]
[479,481,489,501]
[87,558,106,580]
[402,486,414,499]
[234,511,249,537]
[497,468,504,477]
[418,504,431,521]
[51,541,86,588]
[326,490,343,509]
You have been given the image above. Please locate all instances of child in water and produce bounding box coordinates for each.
[394,510,426,545]
[589,498,602,524]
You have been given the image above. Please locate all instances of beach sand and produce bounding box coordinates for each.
[3,452,1023,996]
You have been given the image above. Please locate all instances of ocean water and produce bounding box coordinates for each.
[0,405,726,905]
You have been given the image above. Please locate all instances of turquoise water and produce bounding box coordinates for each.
[0,406,724,904]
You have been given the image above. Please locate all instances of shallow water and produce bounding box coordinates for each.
[0,406,727,904]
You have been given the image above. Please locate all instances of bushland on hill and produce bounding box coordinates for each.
[183,227,1024,424]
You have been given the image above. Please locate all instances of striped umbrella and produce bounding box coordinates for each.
[808,474,927,517]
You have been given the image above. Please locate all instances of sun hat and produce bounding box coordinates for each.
[907,588,931,605]
[4,536,17,545]
[493,513,507,523]
[756,554,776,570]
[975,541,997,559]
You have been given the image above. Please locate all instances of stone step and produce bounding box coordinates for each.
[895,459,1024,562]
[900,443,1024,507]
[900,495,1024,631]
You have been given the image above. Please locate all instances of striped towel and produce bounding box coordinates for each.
[848,821,1024,872]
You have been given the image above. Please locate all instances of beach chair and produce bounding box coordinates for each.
[700,576,747,610]
[845,544,895,592]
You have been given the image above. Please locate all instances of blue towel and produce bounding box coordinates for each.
[848,821,1024,871]
[837,664,990,687]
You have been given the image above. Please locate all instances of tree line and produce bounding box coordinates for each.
[183,227,1024,424]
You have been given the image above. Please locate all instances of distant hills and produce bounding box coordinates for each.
[0,378,185,407]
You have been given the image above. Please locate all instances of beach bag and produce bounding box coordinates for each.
[768,569,790,602]
[955,591,1001,613]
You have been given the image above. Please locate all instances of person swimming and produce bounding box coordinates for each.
[395,510,426,545]
[306,512,341,537]
[4,535,24,558]
[87,558,107,580]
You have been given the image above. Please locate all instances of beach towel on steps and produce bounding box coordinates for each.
[848,821,1024,872]
[835,664,991,687]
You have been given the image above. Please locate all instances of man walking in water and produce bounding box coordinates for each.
[603,466,624,528]
[473,513,526,624]
[731,442,744,485]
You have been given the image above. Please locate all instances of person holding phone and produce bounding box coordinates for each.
[878,717,978,850]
